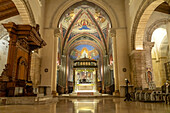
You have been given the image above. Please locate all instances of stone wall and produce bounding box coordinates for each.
[130,50,147,89]
[30,53,41,87]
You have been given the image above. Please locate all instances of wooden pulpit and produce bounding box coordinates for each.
[0,22,46,97]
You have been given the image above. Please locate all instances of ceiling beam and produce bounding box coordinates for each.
[0,7,19,21]
[0,1,13,10]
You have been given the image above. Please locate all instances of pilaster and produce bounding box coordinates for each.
[51,29,61,96]
[41,28,55,93]
[110,31,119,94]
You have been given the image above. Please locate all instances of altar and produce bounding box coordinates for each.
[71,58,100,96]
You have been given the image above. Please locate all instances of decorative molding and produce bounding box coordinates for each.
[144,42,155,50]
[17,38,30,52]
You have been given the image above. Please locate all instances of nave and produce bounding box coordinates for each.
[0,97,170,113]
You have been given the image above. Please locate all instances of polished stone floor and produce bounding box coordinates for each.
[0,98,170,113]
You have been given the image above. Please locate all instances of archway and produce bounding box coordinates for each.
[12,0,36,25]
[130,1,170,89]
[55,1,115,94]
[132,0,169,50]
[151,26,169,87]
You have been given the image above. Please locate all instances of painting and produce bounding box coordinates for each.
[70,44,99,60]
[79,19,91,30]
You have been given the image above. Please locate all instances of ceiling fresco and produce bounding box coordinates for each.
[60,4,110,32]
[70,44,99,60]
[59,2,111,56]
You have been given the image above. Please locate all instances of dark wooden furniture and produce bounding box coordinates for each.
[0,22,46,97]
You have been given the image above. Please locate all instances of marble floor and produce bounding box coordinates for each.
[0,98,170,113]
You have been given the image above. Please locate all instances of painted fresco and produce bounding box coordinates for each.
[70,45,99,60]
[60,5,110,30]
[59,3,111,40]
[72,13,96,33]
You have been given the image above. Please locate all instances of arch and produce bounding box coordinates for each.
[50,0,119,29]
[146,18,170,42]
[66,33,105,48]
[64,33,105,55]
[131,0,169,50]
[67,40,104,58]
[12,0,36,25]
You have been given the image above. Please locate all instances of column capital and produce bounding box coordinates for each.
[144,42,154,50]
[54,28,61,38]
[110,28,116,38]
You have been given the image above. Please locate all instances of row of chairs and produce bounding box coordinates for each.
[130,85,170,104]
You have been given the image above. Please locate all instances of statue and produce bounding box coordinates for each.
[146,68,152,83]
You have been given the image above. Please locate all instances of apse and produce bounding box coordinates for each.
[70,44,100,60]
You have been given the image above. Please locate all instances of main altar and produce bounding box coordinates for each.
[71,57,101,96]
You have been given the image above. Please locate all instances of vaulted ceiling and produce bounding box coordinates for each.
[59,1,111,56]
[0,0,19,21]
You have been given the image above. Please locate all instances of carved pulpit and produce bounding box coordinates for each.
[0,22,46,97]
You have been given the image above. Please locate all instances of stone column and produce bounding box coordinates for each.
[52,29,60,96]
[130,50,146,89]
[65,54,69,93]
[104,55,109,85]
[110,31,119,95]
[59,55,66,92]
[166,21,170,51]
[101,56,105,93]
[95,68,98,92]
[73,68,75,92]
[144,42,155,89]
[144,42,154,70]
